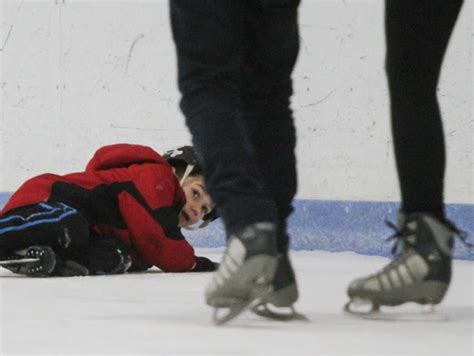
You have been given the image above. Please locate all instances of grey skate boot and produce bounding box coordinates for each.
[345,212,468,315]
[205,222,278,324]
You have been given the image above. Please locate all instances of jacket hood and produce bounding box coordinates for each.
[86,144,167,171]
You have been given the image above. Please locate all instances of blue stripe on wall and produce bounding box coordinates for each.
[185,199,473,261]
[1,192,472,260]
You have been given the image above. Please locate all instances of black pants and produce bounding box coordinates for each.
[170,0,300,253]
[386,0,463,218]
[0,202,130,274]
[0,202,89,255]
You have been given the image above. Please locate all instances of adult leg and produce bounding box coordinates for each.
[170,0,277,233]
[345,0,464,313]
[386,0,463,219]
[239,0,301,317]
[242,0,300,254]
[170,0,280,324]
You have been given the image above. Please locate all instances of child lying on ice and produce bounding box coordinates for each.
[0,144,218,276]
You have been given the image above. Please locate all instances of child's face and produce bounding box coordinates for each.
[179,175,214,228]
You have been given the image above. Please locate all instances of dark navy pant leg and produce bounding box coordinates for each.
[170,0,279,233]
[0,202,89,254]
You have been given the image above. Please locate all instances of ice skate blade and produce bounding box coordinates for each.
[251,303,309,322]
[344,299,448,322]
[212,299,255,325]
[0,258,40,266]
[210,283,275,325]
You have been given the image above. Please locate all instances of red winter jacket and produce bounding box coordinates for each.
[1,144,197,272]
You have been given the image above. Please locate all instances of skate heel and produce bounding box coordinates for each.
[251,283,307,321]
[411,281,449,305]
[257,255,298,307]
[262,282,298,307]
[249,254,306,321]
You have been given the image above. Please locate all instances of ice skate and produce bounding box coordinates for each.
[1,246,56,277]
[345,212,471,320]
[251,254,307,321]
[205,222,279,325]
[71,237,132,276]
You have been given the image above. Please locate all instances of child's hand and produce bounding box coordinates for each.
[192,256,219,272]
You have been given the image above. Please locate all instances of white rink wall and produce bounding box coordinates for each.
[1,0,472,203]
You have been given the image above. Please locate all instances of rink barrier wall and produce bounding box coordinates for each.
[1,193,472,261]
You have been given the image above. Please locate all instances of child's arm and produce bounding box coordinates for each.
[192,256,219,272]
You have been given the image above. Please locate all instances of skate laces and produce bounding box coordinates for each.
[384,218,474,256]
[384,219,411,256]
[444,220,474,248]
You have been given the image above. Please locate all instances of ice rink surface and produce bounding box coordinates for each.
[0,249,472,356]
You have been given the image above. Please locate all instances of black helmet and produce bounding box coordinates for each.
[163,146,202,174]
[163,146,218,227]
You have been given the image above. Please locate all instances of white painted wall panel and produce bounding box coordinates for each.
[1,0,472,203]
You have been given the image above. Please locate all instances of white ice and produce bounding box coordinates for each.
[1,249,472,356]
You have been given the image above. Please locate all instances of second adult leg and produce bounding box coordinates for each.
[237,1,302,319]
[242,0,300,254]
[385,0,463,218]
[170,0,278,233]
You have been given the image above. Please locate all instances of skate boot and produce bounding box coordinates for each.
[251,254,306,321]
[87,237,132,275]
[53,236,132,276]
[205,222,279,324]
[1,246,57,277]
[345,212,469,317]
